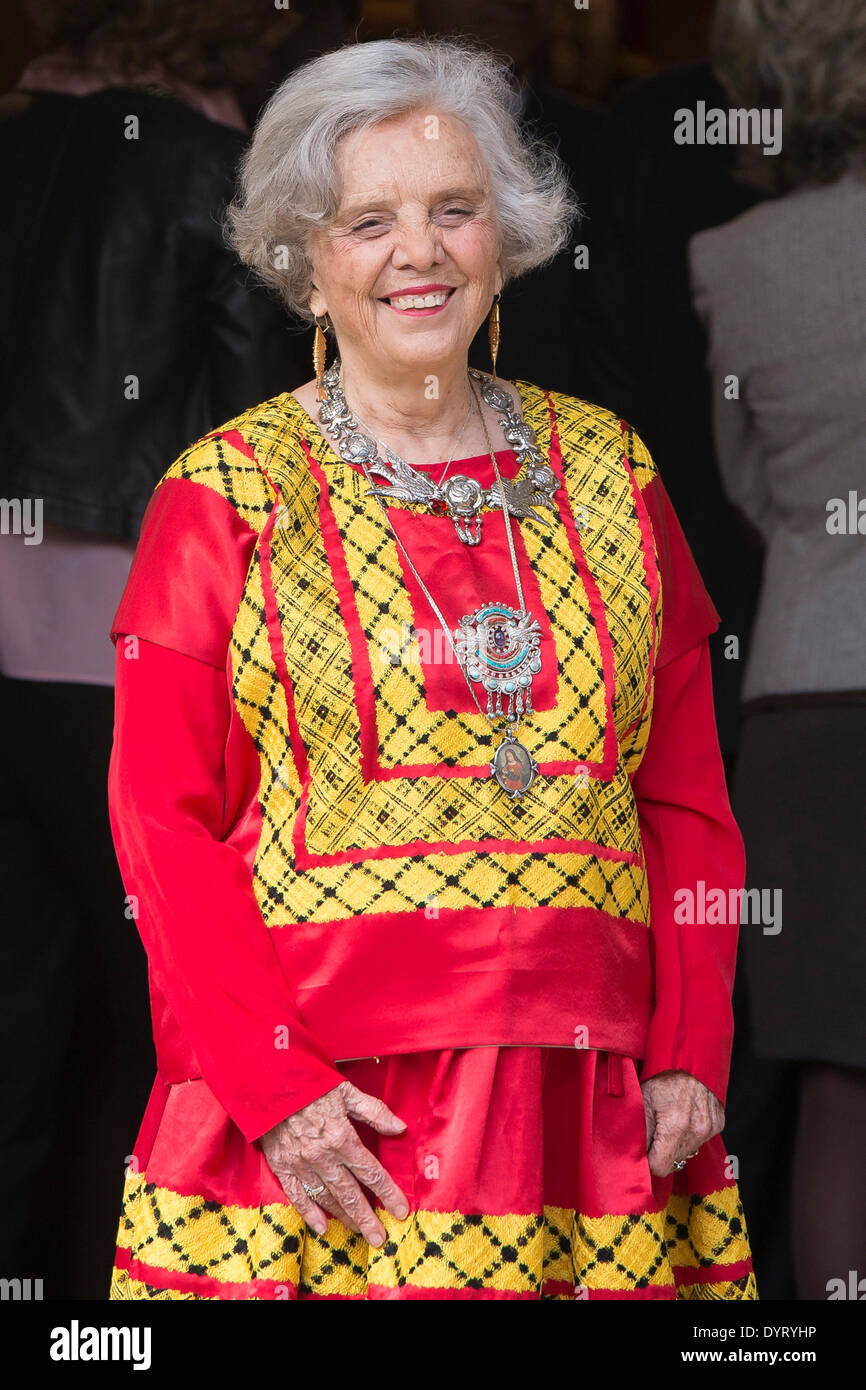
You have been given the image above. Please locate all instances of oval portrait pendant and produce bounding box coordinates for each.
[490,732,539,798]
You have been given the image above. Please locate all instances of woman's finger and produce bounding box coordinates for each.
[292,1157,362,1236]
[341,1082,408,1136]
[317,1163,388,1247]
[336,1127,411,1221]
[647,1108,699,1175]
[642,1073,725,1176]
[649,1113,718,1175]
[280,1172,329,1236]
[642,1088,656,1150]
[647,1127,680,1176]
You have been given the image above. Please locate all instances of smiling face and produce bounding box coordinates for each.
[307,109,503,378]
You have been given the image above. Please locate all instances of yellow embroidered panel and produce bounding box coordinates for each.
[162,386,663,928]
[160,429,277,528]
[112,1170,755,1300]
[301,395,610,771]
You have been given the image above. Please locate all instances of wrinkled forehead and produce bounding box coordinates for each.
[332,109,492,210]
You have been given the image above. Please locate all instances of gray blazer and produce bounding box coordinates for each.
[688,172,866,702]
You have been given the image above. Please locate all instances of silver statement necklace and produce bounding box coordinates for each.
[356,394,473,497]
[326,368,545,798]
[317,358,559,546]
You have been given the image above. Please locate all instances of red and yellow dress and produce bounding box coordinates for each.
[106,381,757,1300]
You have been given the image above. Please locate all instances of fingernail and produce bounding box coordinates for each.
[312,1218,327,1236]
[394,1200,409,1220]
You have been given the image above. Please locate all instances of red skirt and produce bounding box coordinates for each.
[110,1046,757,1300]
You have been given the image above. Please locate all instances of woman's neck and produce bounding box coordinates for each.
[336,349,481,466]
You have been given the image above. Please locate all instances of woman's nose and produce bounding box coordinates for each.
[390,219,444,269]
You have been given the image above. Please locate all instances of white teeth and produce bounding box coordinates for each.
[388,291,450,310]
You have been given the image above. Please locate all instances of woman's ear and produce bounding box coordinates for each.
[308,260,327,318]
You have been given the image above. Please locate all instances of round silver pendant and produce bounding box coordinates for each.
[342,433,378,464]
[490,734,538,798]
[454,602,542,719]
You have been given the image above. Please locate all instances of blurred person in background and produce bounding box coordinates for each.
[415,0,608,394]
[567,8,762,776]
[561,5,791,1294]
[0,0,335,1297]
[689,0,866,1301]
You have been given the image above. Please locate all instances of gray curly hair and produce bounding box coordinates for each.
[226,36,579,324]
[712,0,866,195]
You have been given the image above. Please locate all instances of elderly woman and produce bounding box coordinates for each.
[107,37,755,1301]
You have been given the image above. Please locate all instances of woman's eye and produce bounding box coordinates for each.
[350,207,472,233]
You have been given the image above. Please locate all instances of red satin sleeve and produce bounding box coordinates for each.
[641,471,720,668]
[631,638,744,1108]
[108,638,345,1145]
[110,474,257,668]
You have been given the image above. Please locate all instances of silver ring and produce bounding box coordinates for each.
[672,1158,687,1171]
[302,1182,326,1200]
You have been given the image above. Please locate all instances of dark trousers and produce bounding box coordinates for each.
[722,963,798,1299]
[0,673,154,1298]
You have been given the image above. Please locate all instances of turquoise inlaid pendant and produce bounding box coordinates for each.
[454,602,542,719]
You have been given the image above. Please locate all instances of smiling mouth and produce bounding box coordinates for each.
[380,288,456,314]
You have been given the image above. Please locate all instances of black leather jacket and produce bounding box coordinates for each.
[0,87,304,538]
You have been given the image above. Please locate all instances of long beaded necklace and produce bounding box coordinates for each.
[341,372,544,799]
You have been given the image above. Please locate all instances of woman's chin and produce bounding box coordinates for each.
[375,326,470,373]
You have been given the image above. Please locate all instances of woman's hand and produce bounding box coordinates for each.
[640,1069,725,1177]
[259,1080,411,1246]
